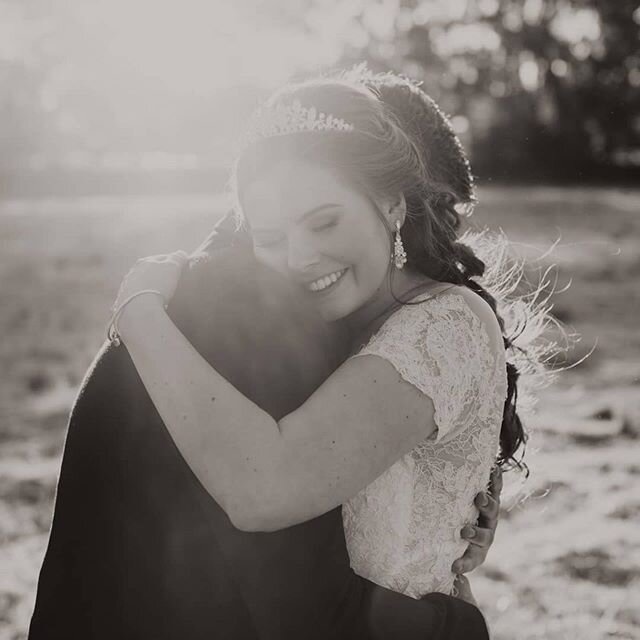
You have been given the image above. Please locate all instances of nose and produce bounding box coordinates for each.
[287,231,320,274]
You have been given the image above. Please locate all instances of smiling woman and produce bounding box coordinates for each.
[241,160,432,323]
[34,67,560,640]
[104,69,543,606]
[251,207,349,293]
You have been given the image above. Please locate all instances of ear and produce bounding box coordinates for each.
[380,192,407,229]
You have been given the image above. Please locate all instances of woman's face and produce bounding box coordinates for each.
[241,159,394,322]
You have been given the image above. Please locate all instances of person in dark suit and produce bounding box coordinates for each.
[28,214,500,640]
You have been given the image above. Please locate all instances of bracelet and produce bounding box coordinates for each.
[107,289,167,347]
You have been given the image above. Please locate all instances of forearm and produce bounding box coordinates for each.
[119,296,283,526]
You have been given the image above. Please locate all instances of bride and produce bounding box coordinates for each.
[109,69,534,613]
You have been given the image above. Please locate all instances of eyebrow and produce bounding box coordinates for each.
[298,203,341,221]
[252,203,341,232]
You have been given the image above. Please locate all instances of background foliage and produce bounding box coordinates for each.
[1,0,638,193]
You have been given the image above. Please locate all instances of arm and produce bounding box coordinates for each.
[118,294,438,531]
[115,249,503,535]
[368,588,489,640]
[150,253,492,639]
[29,342,255,640]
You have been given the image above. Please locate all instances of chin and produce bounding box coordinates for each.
[320,296,363,322]
[317,306,345,323]
[315,275,369,322]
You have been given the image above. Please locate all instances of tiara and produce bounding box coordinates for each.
[240,99,354,150]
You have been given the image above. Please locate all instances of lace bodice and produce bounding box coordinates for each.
[342,290,508,598]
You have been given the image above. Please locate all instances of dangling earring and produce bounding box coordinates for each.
[393,219,407,269]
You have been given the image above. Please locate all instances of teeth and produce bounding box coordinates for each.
[307,269,346,292]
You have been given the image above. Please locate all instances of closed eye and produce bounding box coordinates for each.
[311,220,337,232]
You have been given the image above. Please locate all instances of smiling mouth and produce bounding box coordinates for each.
[305,268,349,294]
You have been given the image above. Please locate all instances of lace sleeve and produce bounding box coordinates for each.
[349,293,502,444]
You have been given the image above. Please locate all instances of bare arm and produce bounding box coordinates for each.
[118,295,438,532]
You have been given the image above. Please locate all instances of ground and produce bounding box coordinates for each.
[0,186,639,640]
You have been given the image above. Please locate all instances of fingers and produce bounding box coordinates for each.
[461,524,494,548]
[475,491,499,529]
[489,465,503,498]
[114,250,187,311]
[453,468,504,576]
[171,250,190,263]
[451,541,487,574]
[475,465,502,530]
[452,522,495,573]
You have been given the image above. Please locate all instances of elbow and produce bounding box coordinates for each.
[224,487,293,533]
[226,505,267,532]
[219,446,296,532]
[229,513,281,533]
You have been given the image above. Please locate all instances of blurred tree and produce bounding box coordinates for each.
[1,0,638,187]
[290,0,640,182]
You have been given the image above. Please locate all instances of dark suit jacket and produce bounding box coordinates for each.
[28,214,489,640]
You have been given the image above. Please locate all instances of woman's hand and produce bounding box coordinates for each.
[453,465,502,576]
[111,250,189,338]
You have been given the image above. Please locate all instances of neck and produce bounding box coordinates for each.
[340,266,440,337]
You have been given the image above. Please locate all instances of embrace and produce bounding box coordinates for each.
[29,69,540,639]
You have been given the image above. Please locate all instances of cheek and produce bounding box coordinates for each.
[349,228,391,276]
[334,220,388,264]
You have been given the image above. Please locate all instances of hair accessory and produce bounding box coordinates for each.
[241,99,354,149]
[393,219,407,269]
[107,289,167,347]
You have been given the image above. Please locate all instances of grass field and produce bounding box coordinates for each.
[1,186,639,640]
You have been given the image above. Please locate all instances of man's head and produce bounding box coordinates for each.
[171,246,351,420]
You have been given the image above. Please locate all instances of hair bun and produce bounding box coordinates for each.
[345,68,475,205]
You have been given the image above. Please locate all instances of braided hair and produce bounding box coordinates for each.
[360,70,528,472]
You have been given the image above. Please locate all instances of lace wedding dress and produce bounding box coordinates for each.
[342,290,509,598]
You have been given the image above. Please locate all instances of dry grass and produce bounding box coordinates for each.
[1,186,639,640]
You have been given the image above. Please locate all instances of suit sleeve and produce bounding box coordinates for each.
[365,583,489,640]
[28,345,130,638]
[28,343,255,640]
